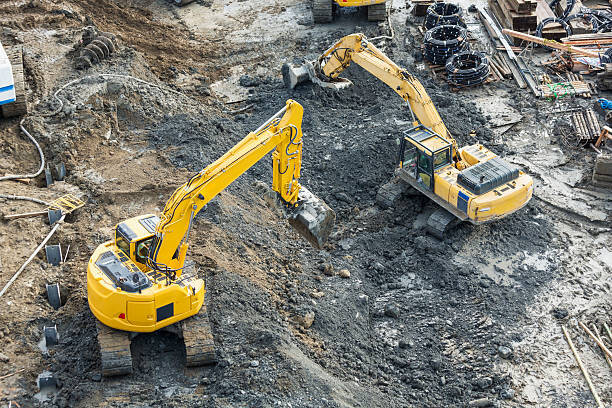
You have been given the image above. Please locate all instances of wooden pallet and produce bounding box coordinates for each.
[540,81,591,98]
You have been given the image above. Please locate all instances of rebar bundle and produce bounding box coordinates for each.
[445,51,490,86]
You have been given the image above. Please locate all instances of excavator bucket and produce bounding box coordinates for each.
[286,185,335,249]
[281,62,352,91]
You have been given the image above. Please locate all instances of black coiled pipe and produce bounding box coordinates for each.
[424,3,465,30]
[424,25,469,65]
[445,51,490,86]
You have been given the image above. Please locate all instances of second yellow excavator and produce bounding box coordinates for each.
[313,0,387,23]
[283,33,533,238]
[87,100,335,376]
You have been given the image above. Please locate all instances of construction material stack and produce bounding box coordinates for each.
[488,0,537,32]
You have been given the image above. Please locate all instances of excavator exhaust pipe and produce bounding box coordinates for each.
[287,185,336,249]
[282,62,352,91]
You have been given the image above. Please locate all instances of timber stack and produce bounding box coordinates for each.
[488,0,563,39]
[488,0,537,32]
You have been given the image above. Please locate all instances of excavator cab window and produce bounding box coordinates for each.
[417,150,433,190]
[135,238,153,265]
[115,230,131,257]
[433,148,451,169]
[401,142,418,176]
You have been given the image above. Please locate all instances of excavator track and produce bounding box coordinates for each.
[367,2,387,21]
[181,303,217,366]
[313,0,333,23]
[1,46,28,118]
[96,321,133,377]
[426,208,459,240]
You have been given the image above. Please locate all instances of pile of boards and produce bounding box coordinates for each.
[488,0,565,39]
[593,154,612,189]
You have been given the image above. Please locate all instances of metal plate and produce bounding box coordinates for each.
[44,325,59,347]
[46,283,61,310]
[48,209,63,226]
[45,244,62,266]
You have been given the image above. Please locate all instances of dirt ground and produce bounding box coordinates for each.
[0,0,610,407]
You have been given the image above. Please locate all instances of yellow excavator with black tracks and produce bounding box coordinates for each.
[283,33,533,238]
[87,100,335,376]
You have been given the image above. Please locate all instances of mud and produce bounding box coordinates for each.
[0,0,610,407]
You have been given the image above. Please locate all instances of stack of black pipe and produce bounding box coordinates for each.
[424,3,465,30]
[424,25,469,65]
[446,51,490,86]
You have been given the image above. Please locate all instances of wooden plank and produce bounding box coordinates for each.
[502,29,601,57]
[3,210,48,221]
[506,0,537,14]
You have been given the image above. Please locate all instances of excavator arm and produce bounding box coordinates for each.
[147,100,316,274]
[284,33,460,160]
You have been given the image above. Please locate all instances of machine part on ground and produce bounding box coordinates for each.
[88,100,334,373]
[96,321,133,376]
[0,44,28,118]
[445,51,490,86]
[424,3,465,30]
[284,33,533,238]
[536,18,572,50]
[312,0,387,23]
[75,27,117,69]
[424,25,469,65]
[46,283,62,310]
[181,303,217,366]
[44,325,59,347]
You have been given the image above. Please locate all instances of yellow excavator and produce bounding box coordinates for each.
[87,100,335,376]
[283,33,533,238]
[313,0,386,23]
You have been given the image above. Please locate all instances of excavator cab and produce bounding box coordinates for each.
[398,125,452,191]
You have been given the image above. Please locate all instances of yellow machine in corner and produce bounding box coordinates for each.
[313,0,386,23]
[87,100,335,376]
[284,33,533,237]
